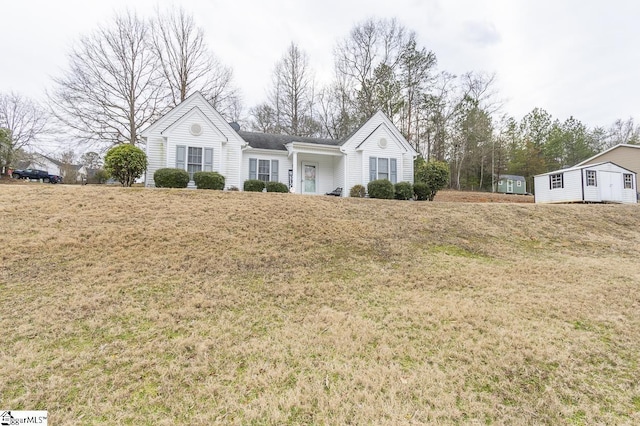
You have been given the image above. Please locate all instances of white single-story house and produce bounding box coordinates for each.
[141,92,418,194]
[574,143,640,175]
[534,161,637,204]
[20,153,87,183]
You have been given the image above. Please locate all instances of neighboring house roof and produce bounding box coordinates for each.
[575,143,640,167]
[238,131,341,151]
[534,161,634,177]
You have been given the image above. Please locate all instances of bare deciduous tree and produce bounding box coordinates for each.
[334,18,409,123]
[150,6,240,117]
[49,10,161,147]
[0,92,49,172]
[251,43,318,136]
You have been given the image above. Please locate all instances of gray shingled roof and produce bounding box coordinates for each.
[237,131,342,151]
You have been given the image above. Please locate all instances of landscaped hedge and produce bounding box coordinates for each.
[265,181,289,193]
[394,181,414,200]
[154,168,189,188]
[244,179,265,192]
[367,179,395,199]
[193,171,225,190]
[413,182,429,201]
[349,184,366,198]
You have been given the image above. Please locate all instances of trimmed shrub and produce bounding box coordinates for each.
[413,182,430,201]
[154,168,189,188]
[244,179,265,192]
[265,181,289,193]
[89,169,110,184]
[193,171,225,190]
[349,184,366,198]
[394,181,413,200]
[104,144,147,187]
[367,179,394,199]
[414,159,449,201]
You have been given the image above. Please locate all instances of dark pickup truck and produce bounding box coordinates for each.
[12,168,62,183]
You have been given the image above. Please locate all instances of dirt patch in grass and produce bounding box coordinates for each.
[1,185,639,424]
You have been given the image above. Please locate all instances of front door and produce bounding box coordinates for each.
[302,163,317,194]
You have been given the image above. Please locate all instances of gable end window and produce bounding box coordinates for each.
[586,170,597,187]
[249,158,279,182]
[369,157,397,183]
[624,173,633,189]
[550,173,563,189]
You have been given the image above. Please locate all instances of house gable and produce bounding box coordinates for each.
[142,91,245,188]
[575,144,640,175]
[341,111,416,155]
[160,106,228,142]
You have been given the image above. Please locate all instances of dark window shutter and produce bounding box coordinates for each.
[176,145,186,169]
[390,158,397,184]
[204,148,213,172]
[249,158,257,180]
[369,157,377,182]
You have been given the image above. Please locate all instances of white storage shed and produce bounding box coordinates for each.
[534,162,637,204]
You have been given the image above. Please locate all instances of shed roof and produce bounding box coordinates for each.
[534,161,635,177]
[497,174,526,182]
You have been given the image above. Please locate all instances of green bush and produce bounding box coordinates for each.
[394,181,413,200]
[413,182,430,201]
[193,171,225,190]
[244,179,265,192]
[89,169,110,184]
[154,168,189,188]
[367,179,394,199]
[104,144,147,187]
[414,159,449,201]
[265,181,289,193]
[349,184,366,198]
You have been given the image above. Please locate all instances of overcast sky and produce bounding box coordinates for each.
[1,0,639,152]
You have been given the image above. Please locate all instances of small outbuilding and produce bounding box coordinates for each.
[534,161,637,204]
[496,174,526,194]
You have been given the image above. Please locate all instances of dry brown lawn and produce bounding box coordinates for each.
[1,184,639,425]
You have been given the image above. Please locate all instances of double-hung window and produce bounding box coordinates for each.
[187,147,203,179]
[176,145,213,180]
[586,170,597,187]
[550,173,563,189]
[369,157,397,183]
[249,158,279,182]
[624,173,633,189]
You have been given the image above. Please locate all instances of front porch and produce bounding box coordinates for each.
[287,143,345,196]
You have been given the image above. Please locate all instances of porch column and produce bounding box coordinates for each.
[292,151,298,193]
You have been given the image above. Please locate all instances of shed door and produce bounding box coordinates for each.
[600,171,622,201]
[506,180,514,193]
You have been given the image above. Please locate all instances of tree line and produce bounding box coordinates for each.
[1,7,639,190]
